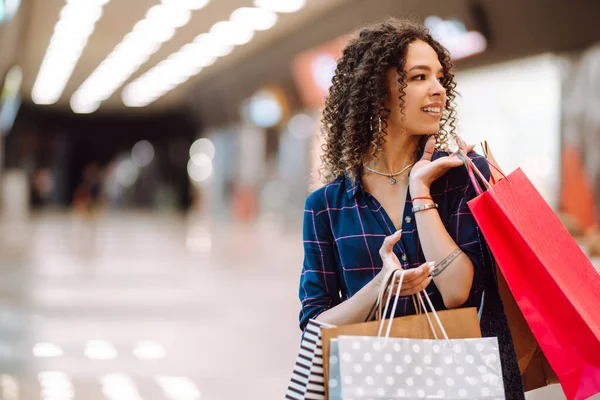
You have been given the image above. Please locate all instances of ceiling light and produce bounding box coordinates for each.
[121,2,272,108]
[162,73,188,85]
[84,340,117,360]
[38,371,74,400]
[192,33,233,57]
[70,95,100,114]
[67,0,109,5]
[121,34,224,108]
[190,138,215,160]
[33,343,64,358]
[174,46,217,67]
[155,376,201,400]
[210,21,254,46]
[187,155,212,182]
[100,374,142,400]
[230,7,277,31]
[254,0,306,13]
[146,4,190,28]
[161,0,209,10]
[31,1,108,105]
[70,1,204,113]
[132,340,165,360]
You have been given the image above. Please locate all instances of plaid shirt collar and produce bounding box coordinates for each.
[344,168,363,200]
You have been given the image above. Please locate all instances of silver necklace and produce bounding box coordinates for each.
[364,163,414,185]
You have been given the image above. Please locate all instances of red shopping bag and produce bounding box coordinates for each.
[464,158,600,400]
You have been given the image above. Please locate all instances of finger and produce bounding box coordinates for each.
[430,156,463,172]
[401,276,432,296]
[379,230,402,258]
[401,273,431,290]
[447,152,466,166]
[468,144,476,153]
[387,269,417,293]
[412,277,433,294]
[419,261,435,274]
[400,265,429,283]
[417,276,433,292]
[420,136,436,162]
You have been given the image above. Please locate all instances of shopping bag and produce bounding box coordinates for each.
[321,308,481,386]
[480,142,559,391]
[335,270,505,399]
[463,153,600,400]
[321,269,482,398]
[305,321,330,400]
[286,319,334,400]
[327,339,342,400]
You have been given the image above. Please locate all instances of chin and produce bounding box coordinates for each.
[414,126,440,136]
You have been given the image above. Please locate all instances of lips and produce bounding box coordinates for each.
[421,102,443,118]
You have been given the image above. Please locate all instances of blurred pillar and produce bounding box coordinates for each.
[233,123,265,223]
[0,169,29,220]
[560,43,600,233]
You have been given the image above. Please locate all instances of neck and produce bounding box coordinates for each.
[368,129,421,174]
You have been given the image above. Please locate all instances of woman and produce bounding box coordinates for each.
[299,18,524,397]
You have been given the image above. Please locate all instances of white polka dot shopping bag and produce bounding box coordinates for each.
[333,270,506,399]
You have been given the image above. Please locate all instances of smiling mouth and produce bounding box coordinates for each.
[421,106,441,114]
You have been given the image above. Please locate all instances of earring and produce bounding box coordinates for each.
[369,115,383,134]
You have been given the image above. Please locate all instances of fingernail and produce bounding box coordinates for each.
[428,261,435,267]
[394,230,402,236]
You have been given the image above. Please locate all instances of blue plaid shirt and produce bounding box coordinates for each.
[299,151,491,330]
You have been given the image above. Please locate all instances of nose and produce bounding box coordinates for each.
[429,78,446,97]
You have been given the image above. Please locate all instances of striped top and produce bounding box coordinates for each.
[299,151,491,331]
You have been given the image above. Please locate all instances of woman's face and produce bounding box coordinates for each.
[385,40,447,136]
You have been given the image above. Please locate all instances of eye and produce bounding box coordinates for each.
[437,76,446,84]
[412,74,426,81]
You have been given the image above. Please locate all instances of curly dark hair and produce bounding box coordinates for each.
[319,18,458,184]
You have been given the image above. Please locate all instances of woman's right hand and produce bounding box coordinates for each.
[378,231,434,296]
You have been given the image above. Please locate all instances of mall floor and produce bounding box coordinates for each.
[0,211,597,400]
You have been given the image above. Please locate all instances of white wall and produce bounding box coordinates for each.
[454,54,563,210]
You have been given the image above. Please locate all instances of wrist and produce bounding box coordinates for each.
[374,269,386,288]
[409,180,431,199]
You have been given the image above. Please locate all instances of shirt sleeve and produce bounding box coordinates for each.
[448,153,491,309]
[298,191,341,331]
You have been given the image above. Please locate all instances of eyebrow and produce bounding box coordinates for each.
[408,65,444,73]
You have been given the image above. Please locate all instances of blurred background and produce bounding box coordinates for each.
[0,0,599,399]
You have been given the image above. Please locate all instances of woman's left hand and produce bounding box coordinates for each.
[409,136,475,196]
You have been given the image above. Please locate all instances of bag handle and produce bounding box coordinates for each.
[365,267,399,322]
[376,269,451,345]
[377,269,405,339]
[377,269,435,339]
[366,267,425,323]
[456,151,492,196]
[457,144,511,195]
[481,140,509,185]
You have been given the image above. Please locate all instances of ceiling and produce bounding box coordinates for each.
[16,0,351,114]
[14,0,600,119]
